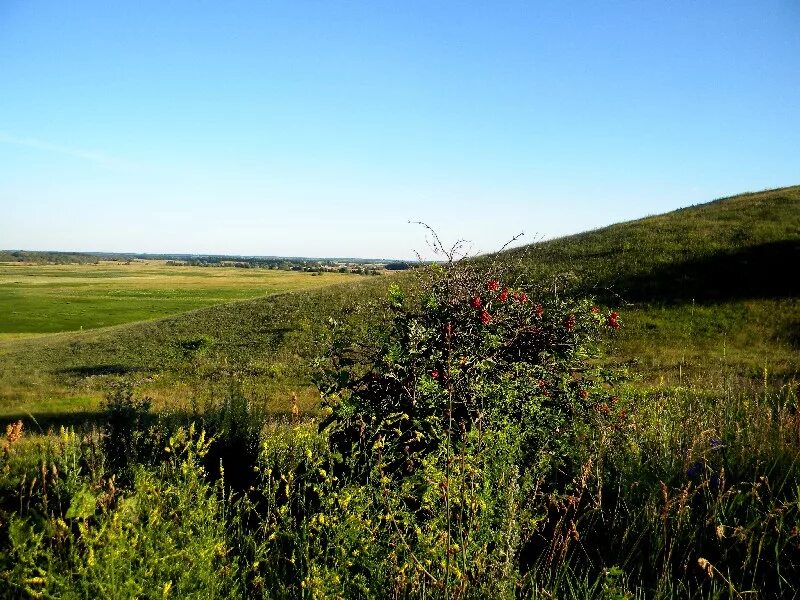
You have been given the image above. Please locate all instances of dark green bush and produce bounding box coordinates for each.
[101,384,154,483]
[316,262,621,480]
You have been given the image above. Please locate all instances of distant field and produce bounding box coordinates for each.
[0,261,357,336]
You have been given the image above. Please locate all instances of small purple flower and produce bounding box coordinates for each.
[710,438,724,450]
[687,461,704,478]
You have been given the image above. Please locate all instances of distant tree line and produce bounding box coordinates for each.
[2,250,419,273]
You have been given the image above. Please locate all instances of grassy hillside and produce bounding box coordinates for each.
[503,185,800,385]
[0,278,399,422]
[503,185,800,303]
[1,186,798,423]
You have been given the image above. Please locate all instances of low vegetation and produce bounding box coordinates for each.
[0,186,798,597]
[0,261,360,336]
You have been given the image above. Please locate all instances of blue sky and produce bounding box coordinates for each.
[1,1,798,259]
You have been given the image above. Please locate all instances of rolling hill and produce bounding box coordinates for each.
[1,185,798,424]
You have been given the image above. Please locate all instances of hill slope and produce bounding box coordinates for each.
[503,185,800,303]
[2,186,798,423]
[508,185,800,386]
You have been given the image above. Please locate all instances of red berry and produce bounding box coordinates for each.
[480,310,492,325]
[486,280,500,291]
[470,296,482,309]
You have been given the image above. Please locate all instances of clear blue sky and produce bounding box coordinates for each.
[1,1,798,259]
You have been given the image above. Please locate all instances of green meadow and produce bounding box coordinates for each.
[0,261,356,337]
[2,186,799,598]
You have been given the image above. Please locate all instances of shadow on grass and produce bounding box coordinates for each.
[0,411,107,433]
[0,408,298,432]
[57,364,144,377]
[601,240,800,304]
[2,407,299,492]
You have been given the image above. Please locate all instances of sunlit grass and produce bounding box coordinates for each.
[0,259,358,334]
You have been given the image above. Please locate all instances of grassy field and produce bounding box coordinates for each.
[0,263,365,421]
[0,261,356,337]
[0,186,798,422]
[0,276,396,421]
[2,186,799,598]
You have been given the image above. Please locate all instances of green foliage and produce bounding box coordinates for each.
[318,263,621,479]
[242,262,621,597]
[197,384,268,491]
[236,420,533,598]
[1,384,798,598]
[101,384,154,482]
[0,424,240,599]
[585,385,800,597]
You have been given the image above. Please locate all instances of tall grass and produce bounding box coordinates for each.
[1,380,798,598]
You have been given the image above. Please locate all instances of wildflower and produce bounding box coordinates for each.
[607,311,620,330]
[470,296,482,309]
[291,393,300,425]
[595,402,610,415]
[591,306,600,314]
[579,389,589,400]
[480,310,492,325]
[486,279,499,291]
[518,292,529,303]
[697,557,714,578]
[431,370,439,379]
[564,313,576,331]
[534,303,543,317]
[710,438,723,449]
[5,420,23,445]
[497,288,509,303]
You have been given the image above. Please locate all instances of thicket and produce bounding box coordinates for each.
[1,259,799,598]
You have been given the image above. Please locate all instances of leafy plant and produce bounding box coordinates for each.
[100,383,153,482]
[317,259,622,481]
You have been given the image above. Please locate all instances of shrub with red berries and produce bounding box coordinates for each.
[317,261,622,476]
